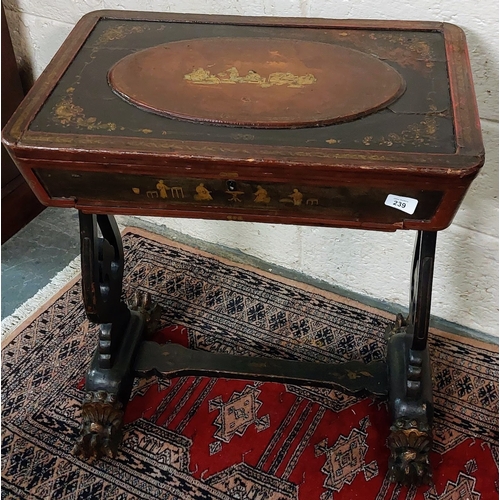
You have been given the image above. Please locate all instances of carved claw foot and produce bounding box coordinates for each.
[73,390,124,460]
[129,291,162,335]
[387,418,432,486]
[384,313,408,340]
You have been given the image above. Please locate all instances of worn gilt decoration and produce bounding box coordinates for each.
[129,290,162,336]
[73,390,124,459]
[22,16,455,155]
[1,230,498,498]
[361,116,438,148]
[387,418,433,486]
[49,54,438,146]
[52,87,153,135]
[1,10,485,491]
[18,14,465,157]
[33,169,445,227]
[184,66,317,88]
[54,88,118,132]
[107,36,405,128]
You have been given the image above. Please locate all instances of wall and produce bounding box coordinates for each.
[4,0,498,337]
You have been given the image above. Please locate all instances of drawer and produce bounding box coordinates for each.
[35,169,444,228]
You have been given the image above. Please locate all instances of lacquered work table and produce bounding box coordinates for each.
[2,10,484,486]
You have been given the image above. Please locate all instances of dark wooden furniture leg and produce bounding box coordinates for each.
[73,211,160,459]
[385,230,436,485]
[134,231,439,485]
[74,216,437,486]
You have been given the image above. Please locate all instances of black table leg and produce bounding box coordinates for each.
[73,212,160,459]
[385,230,436,485]
[72,217,438,488]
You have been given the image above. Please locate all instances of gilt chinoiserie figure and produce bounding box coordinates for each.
[2,10,483,486]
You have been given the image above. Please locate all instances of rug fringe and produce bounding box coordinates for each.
[1,256,81,341]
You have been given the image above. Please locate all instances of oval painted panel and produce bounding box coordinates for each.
[108,37,405,129]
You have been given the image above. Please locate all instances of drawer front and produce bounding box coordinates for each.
[35,169,444,225]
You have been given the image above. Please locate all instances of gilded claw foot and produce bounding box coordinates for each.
[73,391,124,460]
[129,291,162,335]
[387,418,432,486]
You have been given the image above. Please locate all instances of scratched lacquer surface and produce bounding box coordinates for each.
[108,37,405,128]
[3,15,483,231]
[29,19,455,153]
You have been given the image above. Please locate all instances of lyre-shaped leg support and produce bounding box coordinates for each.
[386,230,436,485]
[73,212,159,460]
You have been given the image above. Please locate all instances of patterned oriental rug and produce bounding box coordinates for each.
[2,227,498,500]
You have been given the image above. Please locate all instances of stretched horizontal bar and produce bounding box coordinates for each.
[134,341,388,396]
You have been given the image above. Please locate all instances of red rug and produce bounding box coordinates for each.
[2,228,498,499]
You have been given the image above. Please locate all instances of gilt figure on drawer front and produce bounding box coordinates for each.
[1,10,484,486]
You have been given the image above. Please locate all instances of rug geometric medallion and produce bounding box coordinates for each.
[2,228,498,499]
